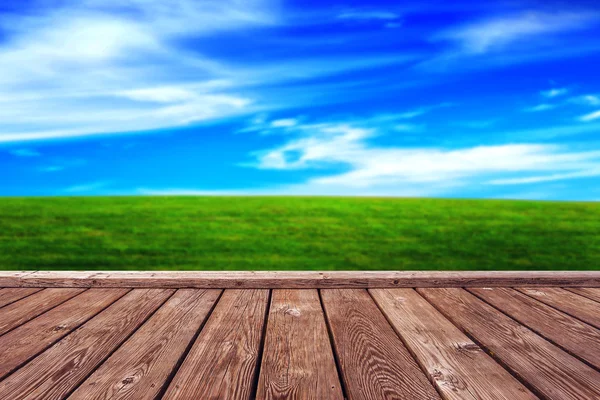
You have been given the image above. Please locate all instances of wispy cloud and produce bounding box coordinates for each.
[337,10,400,21]
[541,87,569,98]
[570,95,600,106]
[64,181,110,194]
[270,118,298,128]
[437,12,597,54]
[40,166,65,172]
[489,168,600,185]
[524,104,557,113]
[9,148,40,157]
[251,119,600,194]
[580,110,600,121]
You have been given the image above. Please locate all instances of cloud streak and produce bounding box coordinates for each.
[252,120,600,195]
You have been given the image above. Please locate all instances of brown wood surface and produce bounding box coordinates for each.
[516,287,600,329]
[0,289,174,400]
[0,288,42,308]
[162,289,269,400]
[418,288,600,400]
[256,289,343,400]
[565,287,600,303]
[0,288,128,379]
[69,289,221,400]
[1,271,599,288]
[0,288,84,335]
[470,287,600,370]
[370,288,536,400]
[321,289,440,400]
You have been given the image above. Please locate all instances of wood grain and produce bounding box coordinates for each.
[0,289,173,400]
[0,288,85,335]
[565,287,600,303]
[162,289,269,400]
[256,289,343,400]
[0,288,42,308]
[470,287,600,370]
[0,288,128,379]
[370,288,535,400]
[1,271,599,288]
[516,287,600,329]
[321,289,440,400]
[69,289,221,400]
[418,288,600,400]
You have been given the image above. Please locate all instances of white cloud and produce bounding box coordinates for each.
[337,11,399,21]
[570,95,600,106]
[0,0,274,143]
[64,181,110,193]
[9,148,40,157]
[489,168,600,185]
[252,120,600,194]
[438,12,597,54]
[270,119,298,128]
[580,110,600,122]
[40,166,65,172]
[524,103,557,112]
[541,88,568,98]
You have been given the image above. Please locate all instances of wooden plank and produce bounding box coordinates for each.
[418,288,600,400]
[0,288,43,308]
[564,287,600,303]
[370,288,536,400]
[517,287,600,329]
[70,289,221,400]
[470,287,600,370]
[256,289,343,400]
[0,288,84,335]
[0,288,128,379]
[321,289,440,400]
[0,271,599,288]
[163,289,269,400]
[0,289,174,400]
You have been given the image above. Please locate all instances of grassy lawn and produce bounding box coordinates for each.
[0,196,598,271]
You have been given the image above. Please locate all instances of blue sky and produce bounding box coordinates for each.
[2,0,600,199]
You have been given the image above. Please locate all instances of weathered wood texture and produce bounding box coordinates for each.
[517,287,600,329]
[418,287,600,400]
[0,288,84,335]
[163,289,269,400]
[1,271,599,288]
[70,289,221,400]
[469,287,600,370]
[0,288,128,379]
[0,288,42,308]
[1,282,599,400]
[566,287,600,303]
[0,289,174,400]
[321,289,440,400]
[370,288,535,400]
[256,289,343,400]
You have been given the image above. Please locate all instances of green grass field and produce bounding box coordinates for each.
[0,197,598,271]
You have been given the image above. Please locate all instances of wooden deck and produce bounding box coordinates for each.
[0,271,599,399]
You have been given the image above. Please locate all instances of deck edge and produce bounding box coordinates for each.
[0,271,599,288]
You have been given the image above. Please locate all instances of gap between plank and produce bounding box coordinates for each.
[367,288,447,400]
[0,288,132,383]
[515,288,600,330]
[0,288,89,338]
[562,287,600,304]
[0,288,44,311]
[318,289,350,400]
[414,288,548,400]
[248,289,272,400]
[154,289,226,400]
[467,288,600,374]
[61,289,177,399]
